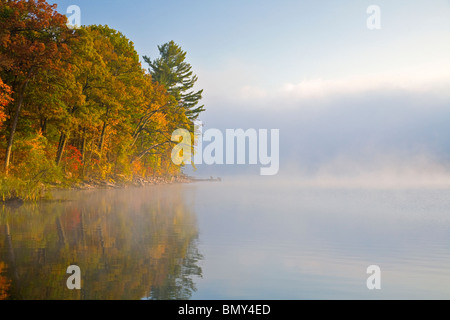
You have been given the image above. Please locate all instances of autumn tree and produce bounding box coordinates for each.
[76,26,191,180]
[79,25,147,179]
[128,76,175,165]
[143,41,205,121]
[0,0,72,172]
[0,1,201,191]
[51,27,105,167]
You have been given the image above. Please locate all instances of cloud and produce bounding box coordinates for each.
[279,62,450,101]
[218,59,450,108]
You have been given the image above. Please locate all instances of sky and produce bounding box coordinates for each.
[52,0,450,178]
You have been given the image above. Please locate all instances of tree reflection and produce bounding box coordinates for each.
[0,185,202,300]
[146,239,203,300]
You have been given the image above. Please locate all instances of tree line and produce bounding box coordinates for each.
[0,0,204,199]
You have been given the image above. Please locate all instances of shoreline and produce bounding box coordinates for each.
[68,174,193,191]
[1,174,194,207]
[2,174,222,207]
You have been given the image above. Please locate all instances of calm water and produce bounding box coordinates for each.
[1,178,450,299]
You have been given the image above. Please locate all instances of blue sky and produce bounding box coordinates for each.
[52,0,450,177]
[53,0,450,89]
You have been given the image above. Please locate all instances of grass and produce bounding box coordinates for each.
[0,175,52,202]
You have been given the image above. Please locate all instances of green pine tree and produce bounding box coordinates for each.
[143,41,204,121]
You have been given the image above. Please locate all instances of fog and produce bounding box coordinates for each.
[187,78,450,189]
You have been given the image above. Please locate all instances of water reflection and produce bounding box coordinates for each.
[0,185,202,300]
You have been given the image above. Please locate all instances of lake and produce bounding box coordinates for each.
[1,177,450,299]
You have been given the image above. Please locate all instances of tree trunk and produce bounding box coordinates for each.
[40,117,47,136]
[55,133,67,166]
[98,121,107,157]
[81,127,86,163]
[4,81,28,173]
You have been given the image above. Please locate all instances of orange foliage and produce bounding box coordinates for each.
[62,145,83,173]
[0,0,72,75]
[132,160,145,177]
[0,77,12,123]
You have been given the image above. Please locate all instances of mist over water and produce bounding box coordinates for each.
[190,151,450,189]
[183,55,450,298]
[0,185,202,300]
[188,174,450,299]
[1,168,450,299]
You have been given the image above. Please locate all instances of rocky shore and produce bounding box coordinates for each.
[71,174,193,190]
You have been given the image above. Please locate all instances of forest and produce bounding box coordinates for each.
[0,0,204,201]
